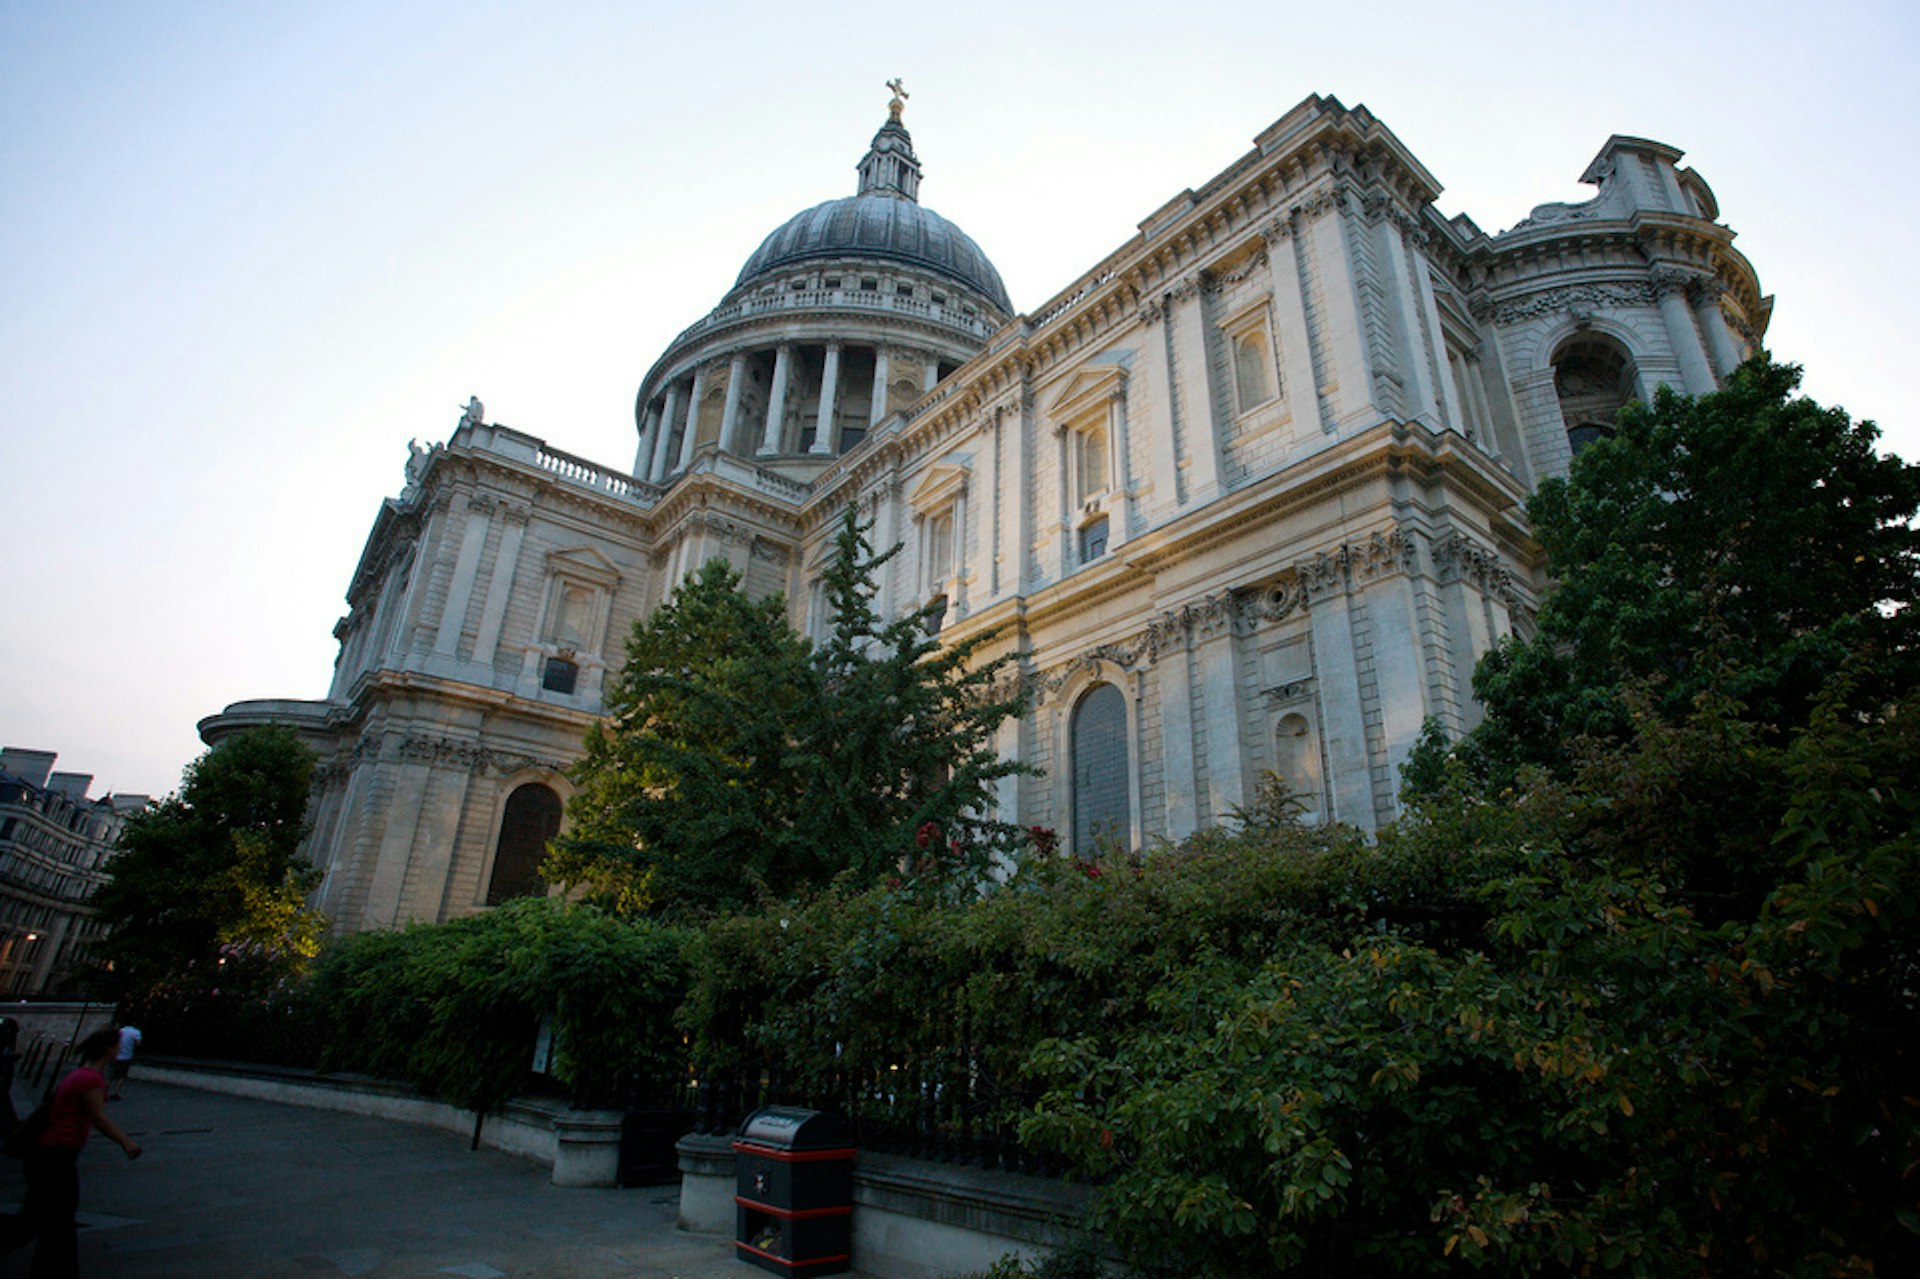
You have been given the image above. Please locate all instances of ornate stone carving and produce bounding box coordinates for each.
[394,732,570,777]
[1487,281,1656,326]
[1296,528,1416,601]
[1649,265,1702,299]
[1431,530,1520,610]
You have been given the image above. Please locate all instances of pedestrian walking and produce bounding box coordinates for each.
[0,1025,143,1276]
[108,1025,141,1101]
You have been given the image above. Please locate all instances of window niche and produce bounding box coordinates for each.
[907,455,971,621]
[1552,334,1638,455]
[1218,299,1281,418]
[526,546,620,700]
[1048,361,1131,573]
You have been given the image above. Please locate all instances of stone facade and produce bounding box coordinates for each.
[0,748,148,993]
[202,94,1769,934]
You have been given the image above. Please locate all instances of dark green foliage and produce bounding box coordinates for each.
[303,899,692,1113]
[1017,692,1919,1277]
[94,726,325,1017]
[1436,358,1920,787]
[547,558,820,915]
[799,506,1032,885]
[547,509,1029,917]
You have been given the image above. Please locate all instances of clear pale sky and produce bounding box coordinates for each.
[3,1,1915,798]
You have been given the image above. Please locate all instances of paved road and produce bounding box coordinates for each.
[0,1080,815,1279]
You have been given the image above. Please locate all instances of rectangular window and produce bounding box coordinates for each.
[1079,516,1109,564]
[542,657,578,694]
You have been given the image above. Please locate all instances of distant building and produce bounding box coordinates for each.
[0,748,147,995]
[203,93,1769,933]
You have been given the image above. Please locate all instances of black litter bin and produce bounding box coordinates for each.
[733,1106,855,1277]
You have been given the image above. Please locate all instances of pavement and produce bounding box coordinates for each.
[0,1079,866,1279]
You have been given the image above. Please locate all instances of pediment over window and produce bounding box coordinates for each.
[1048,361,1129,425]
[543,545,621,590]
[908,453,972,515]
[1052,359,1121,422]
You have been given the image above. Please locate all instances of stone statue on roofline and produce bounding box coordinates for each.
[460,396,485,429]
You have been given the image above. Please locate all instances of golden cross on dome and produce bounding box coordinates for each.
[886,78,909,123]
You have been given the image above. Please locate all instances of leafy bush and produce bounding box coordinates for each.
[303,898,694,1113]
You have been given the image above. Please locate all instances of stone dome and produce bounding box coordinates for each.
[730,113,1011,316]
[733,194,1012,315]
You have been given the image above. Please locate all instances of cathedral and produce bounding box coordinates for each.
[201,92,1769,934]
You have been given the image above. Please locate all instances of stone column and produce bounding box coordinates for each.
[1653,269,1717,395]
[649,384,681,483]
[1692,282,1743,381]
[760,344,792,455]
[923,355,940,393]
[870,345,891,428]
[811,343,842,454]
[719,353,748,453]
[676,365,707,470]
[634,403,661,478]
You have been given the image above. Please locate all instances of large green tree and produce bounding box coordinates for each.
[798,507,1031,886]
[545,558,819,915]
[94,726,325,1010]
[1436,358,1920,789]
[548,510,1029,917]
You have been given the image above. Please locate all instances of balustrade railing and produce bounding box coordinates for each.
[535,446,656,502]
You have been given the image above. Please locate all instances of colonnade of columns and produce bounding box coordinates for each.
[634,340,947,484]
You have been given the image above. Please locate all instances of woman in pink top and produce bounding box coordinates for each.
[0,1024,142,1277]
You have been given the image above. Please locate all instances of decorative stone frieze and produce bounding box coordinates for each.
[394,733,569,777]
[1487,281,1657,326]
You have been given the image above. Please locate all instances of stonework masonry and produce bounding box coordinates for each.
[202,93,1769,933]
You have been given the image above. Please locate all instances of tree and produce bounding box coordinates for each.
[547,510,1030,917]
[1436,358,1920,788]
[545,559,818,916]
[94,726,325,1011]
[796,507,1031,886]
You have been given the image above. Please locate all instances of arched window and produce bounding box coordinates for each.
[1071,683,1130,853]
[1553,336,1636,455]
[486,783,562,906]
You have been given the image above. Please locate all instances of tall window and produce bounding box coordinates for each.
[486,783,562,906]
[928,510,954,585]
[1074,424,1110,500]
[1071,683,1130,853]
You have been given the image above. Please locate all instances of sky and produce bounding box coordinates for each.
[3,0,1916,799]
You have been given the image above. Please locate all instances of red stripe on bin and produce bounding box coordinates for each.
[735,1238,852,1268]
[731,1141,858,1163]
[735,1195,853,1220]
